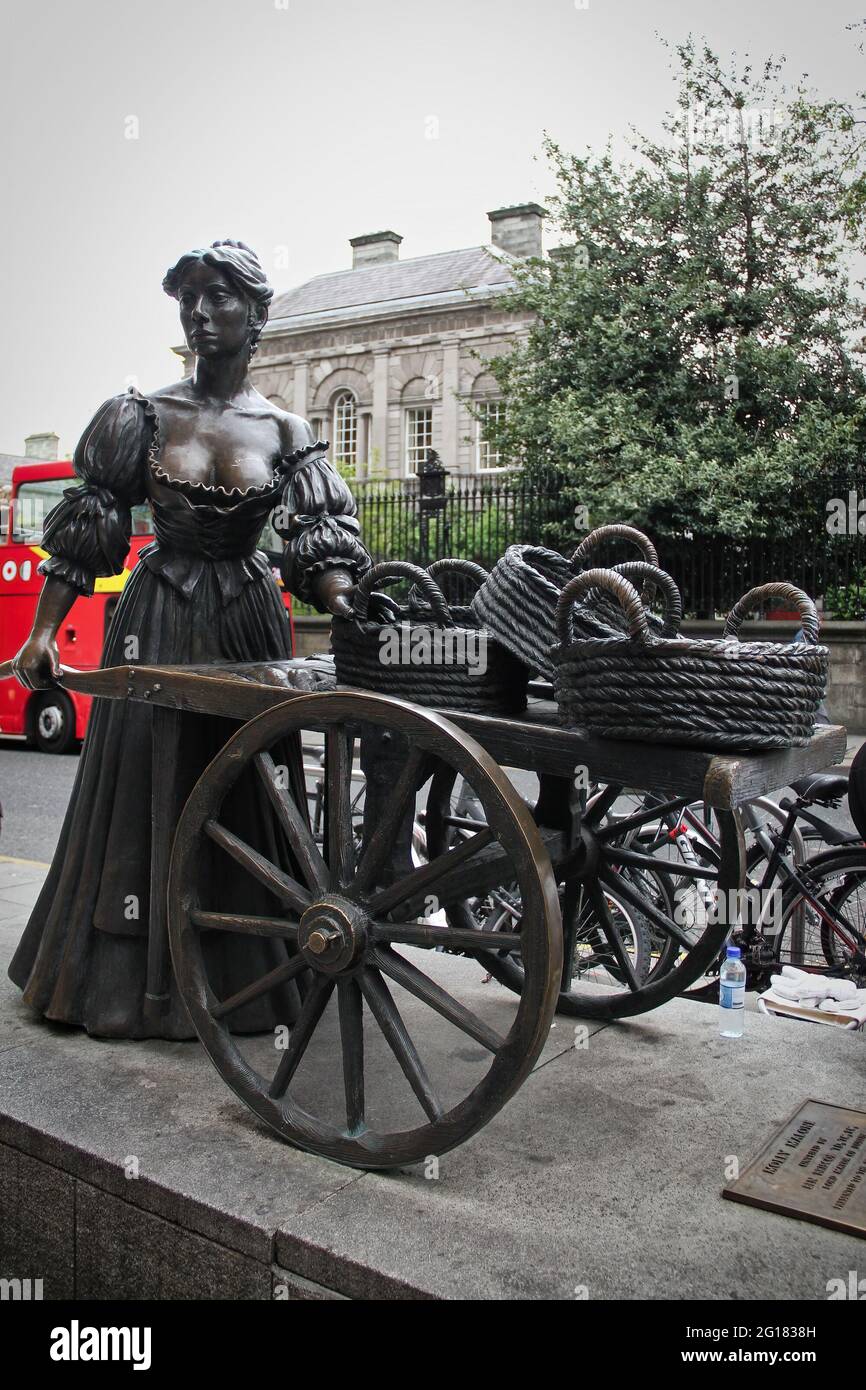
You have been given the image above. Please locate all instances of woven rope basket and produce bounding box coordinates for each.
[331,560,528,715]
[552,574,829,750]
[471,524,660,680]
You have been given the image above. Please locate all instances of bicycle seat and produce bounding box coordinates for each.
[789,771,849,805]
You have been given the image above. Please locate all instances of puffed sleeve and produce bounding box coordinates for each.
[37,391,150,596]
[274,441,372,609]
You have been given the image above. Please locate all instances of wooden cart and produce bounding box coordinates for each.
[64,661,846,1170]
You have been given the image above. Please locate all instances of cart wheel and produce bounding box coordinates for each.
[168,692,562,1170]
[425,767,744,1021]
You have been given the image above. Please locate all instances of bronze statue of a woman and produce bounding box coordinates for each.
[7,239,371,1039]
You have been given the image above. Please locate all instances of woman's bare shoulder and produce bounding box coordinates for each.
[252,392,316,453]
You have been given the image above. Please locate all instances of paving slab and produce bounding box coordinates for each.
[0,870,864,1299]
[280,1001,865,1300]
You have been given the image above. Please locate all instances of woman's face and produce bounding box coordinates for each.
[176,261,260,359]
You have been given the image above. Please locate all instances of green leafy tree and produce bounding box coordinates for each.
[488,39,866,543]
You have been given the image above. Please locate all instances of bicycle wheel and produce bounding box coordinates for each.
[774,848,866,983]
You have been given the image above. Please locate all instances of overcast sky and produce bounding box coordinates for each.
[1,0,864,455]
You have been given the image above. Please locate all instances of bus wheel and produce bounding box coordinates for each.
[32,691,77,754]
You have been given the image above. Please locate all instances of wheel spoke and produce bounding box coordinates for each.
[790,878,866,954]
[268,975,335,1098]
[596,797,688,844]
[212,954,308,1020]
[560,880,582,993]
[372,920,522,953]
[603,845,718,880]
[254,750,328,892]
[359,966,444,1121]
[204,820,311,916]
[368,827,495,916]
[191,909,300,940]
[353,748,426,894]
[599,865,695,951]
[325,728,355,889]
[588,883,641,991]
[373,946,504,1052]
[584,782,622,827]
[337,977,365,1133]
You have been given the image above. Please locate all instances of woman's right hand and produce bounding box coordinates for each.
[11,633,62,689]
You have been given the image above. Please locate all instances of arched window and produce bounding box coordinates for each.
[332,391,357,469]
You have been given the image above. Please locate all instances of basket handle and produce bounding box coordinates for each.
[570,524,659,572]
[611,561,683,636]
[723,582,819,644]
[556,568,651,646]
[352,561,455,628]
[408,558,489,610]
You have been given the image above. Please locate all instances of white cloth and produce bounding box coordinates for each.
[759,985,866,1029]
[772,967,858,1002]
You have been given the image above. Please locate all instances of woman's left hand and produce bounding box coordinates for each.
[312,566,356,618]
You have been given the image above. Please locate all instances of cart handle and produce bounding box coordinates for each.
[556,568,652,646]
[0,658,82,685]
[352,561,455,627]
[723,582,820,644]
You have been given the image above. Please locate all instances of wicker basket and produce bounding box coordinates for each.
[471,524,660,680]
[552,574,829,750]
[331,560,528,714]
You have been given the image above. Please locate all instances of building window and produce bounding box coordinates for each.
[405,406,433,474]
[475,400,505,471]
[332,392,357,469]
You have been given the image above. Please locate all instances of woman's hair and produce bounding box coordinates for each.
[162,239,274,309]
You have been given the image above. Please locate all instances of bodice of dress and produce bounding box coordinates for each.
[142,398,287,601]
[37,386,372,609]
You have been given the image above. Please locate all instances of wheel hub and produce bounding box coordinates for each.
[298,895,368,974]
[564,823,601,881]
[38,705,62,740]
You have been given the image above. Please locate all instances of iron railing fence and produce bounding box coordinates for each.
[346,473,866,620]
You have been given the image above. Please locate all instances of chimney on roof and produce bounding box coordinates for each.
[349,230,402,269]
[24,431,60,460]
[488,203,546,259]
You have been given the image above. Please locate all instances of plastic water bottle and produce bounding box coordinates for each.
[719,945,746,1037]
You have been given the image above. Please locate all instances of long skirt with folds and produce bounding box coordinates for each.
[8,553,307,1039]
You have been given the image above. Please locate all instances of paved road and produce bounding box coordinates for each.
[0,738,79,863]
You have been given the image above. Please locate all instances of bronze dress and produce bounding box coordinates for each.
[8,388,370,1039]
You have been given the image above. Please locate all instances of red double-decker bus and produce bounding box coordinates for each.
[0,460,292,752]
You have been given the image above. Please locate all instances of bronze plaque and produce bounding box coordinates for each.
[722,1099,866,1238]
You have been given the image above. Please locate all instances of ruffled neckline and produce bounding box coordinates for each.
[128,386,330,506]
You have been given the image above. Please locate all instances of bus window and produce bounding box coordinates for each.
[131,502,153,535]
[12,479,68,542]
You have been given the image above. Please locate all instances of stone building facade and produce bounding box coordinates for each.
[176,205,544,478]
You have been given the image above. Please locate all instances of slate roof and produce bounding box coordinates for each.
[268,245,515,328]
